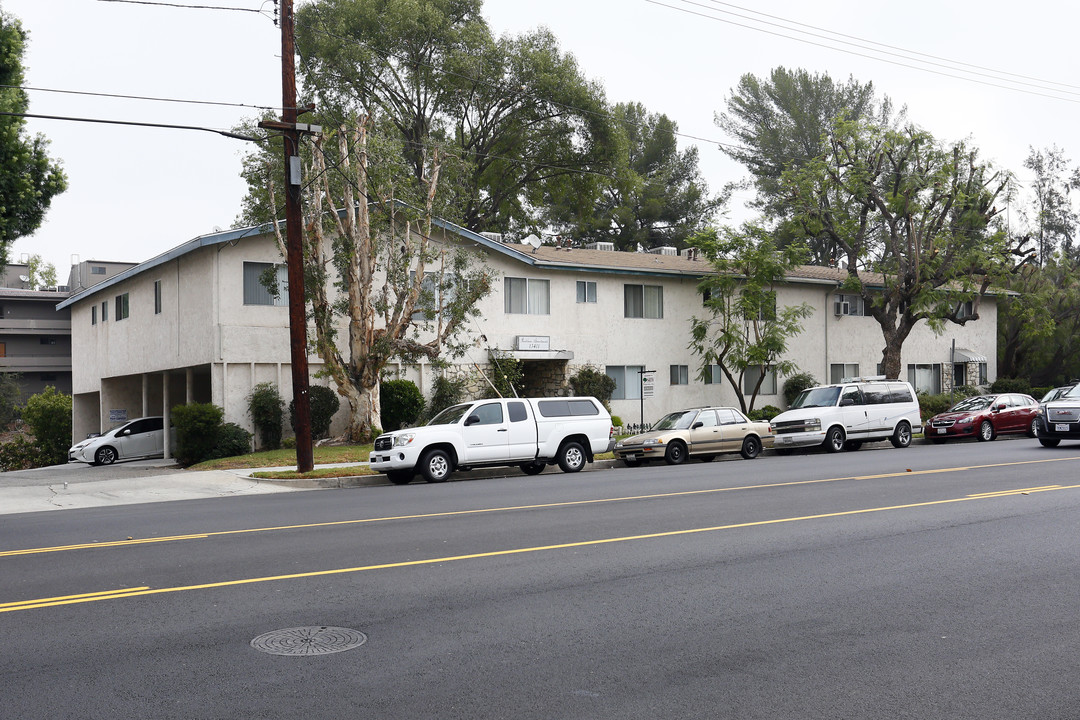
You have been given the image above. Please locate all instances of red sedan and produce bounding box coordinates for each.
[926,393,1039,442]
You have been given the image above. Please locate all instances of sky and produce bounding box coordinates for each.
[5,0,1080,280]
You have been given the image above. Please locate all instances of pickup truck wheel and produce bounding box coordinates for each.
[824,427,845,453]
[1039,437,1061,447]
[557,441,586,473]
[420,449,453,483]
[520,462,545,476]
[739,436,761,460]
[890,421,912,448]
[663,441,688,465]
[386,470,413,485]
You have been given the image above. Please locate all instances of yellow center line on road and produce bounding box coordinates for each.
[4,479,1080,614]
[4,455,1080,559]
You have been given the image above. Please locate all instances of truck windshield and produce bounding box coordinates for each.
[790,387,841,409]
[651,410,698,431]
[427,403,473,426]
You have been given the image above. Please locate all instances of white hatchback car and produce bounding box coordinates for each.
[68,417,172,465]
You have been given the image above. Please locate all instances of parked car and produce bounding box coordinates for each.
[1041,385,1074,403]
[1036,384,1080,447]
[770,377,920,453]
[68,416,172,465]
[369,396,614,484]
[926,393,1039,442]
[613,407,773,465]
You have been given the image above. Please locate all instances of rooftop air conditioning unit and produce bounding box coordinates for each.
[647,246,678,256]
[584,242,615,251]
[479,232,505,243]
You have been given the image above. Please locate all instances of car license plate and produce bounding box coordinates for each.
[625,454,637,461]
[937,428,946,434]
[1056,424,1070,432]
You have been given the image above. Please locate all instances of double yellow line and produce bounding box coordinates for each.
[3,474,1080,614]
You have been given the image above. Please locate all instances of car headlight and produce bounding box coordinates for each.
[641,438,664,446]
[957,417,973,425]
[393,434,415,447]
[806,419,821,432]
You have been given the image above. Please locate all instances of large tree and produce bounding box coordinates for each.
[552,101,720,250]
[239,113,492,441]
[295,0,616,237]
[688,224,813,413]
[1021,145,1080,264]
[0,12,67,260]
[784,118,1028,380]
[716,67,894,263]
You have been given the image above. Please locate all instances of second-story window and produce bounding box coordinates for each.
[504,277,549,314]
[624,284,663,318]
[115,293,129,320]
[154,280,162,314]
[576,280,597,303]
[243,262,288,306]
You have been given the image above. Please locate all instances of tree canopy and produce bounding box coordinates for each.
[0,12,67,261]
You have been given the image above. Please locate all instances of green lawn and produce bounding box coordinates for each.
[190,444,374,479]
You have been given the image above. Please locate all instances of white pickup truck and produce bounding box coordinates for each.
[369,396,615,484]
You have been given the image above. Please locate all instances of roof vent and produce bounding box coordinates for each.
[647,246,678,256]
[681,247,700,261]
[584,242,615,251]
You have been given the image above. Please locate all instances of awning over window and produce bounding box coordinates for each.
[953,348,987,363]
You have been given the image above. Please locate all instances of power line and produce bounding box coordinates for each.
[0,84,282,112]
[97,0,272,15]
[0,111,264,142]
[650,0,1080,105]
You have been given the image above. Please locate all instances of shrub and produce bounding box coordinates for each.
[0,372,22,427]
[425,375,466,420]
[611,415,623,428]
[569,367,617,406]
[783,372,818,407]
[212,422,252,459]
[917,393,956,422]
[747,405,782,422]
[486,352,524,399]
[290,384,341,439]
[248,382,284,450]
[990,377,1032,394]
[172,403,225,467]
[381,379,424,430]
[0,435,44,471]
[21,386,72,466]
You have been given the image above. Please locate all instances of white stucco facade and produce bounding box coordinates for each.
[59,217,1001,445]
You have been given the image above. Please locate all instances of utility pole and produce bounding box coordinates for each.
[277,0,313,473]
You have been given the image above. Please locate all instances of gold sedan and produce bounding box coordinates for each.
[614,407,774,466]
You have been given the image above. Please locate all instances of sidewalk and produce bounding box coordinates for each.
[0,459,617,515]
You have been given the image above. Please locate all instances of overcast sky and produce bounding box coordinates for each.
[5,0,1080,279]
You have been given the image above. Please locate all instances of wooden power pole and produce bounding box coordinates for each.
[277,0,313,473]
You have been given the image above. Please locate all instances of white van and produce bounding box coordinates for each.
[771,377,922,453]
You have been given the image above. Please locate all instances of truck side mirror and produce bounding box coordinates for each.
[464,415,480,426]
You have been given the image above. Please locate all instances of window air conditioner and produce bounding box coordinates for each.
[834,301,850,316]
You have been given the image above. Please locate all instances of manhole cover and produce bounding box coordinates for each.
[250,626,367,656]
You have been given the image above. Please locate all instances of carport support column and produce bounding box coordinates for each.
[142,374,150,418]
[162,371,171,460]
[186,368,194,404]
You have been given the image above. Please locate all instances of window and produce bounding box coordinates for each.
[606,365,644,400]
[696,410,719,427]
[830,363,859,384]
[469,402,504,425]
[504,277,549,314]
[978,363,988,385]
[745,290,777,322]
[743,366,777,395]
[39,336,56,345]
[576,280,597,304]
[907,363,942,394]
[957,300,974,319]
[91,266,106,275]
[537,399,601,417]
[715,408,743,425]
[834,293,863,316]
[508,401,528,422]
[91,306,97,325]
[953,362,967,388]
[243,261,288,306]
[840,387,863,405]
[115,293,129,320]
[624,284,663,318]
[101,300,108,321]
[154,280,162,314]
[670,365,688,385]
[703,364,723,384]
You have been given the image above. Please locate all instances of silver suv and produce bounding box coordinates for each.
[1036,384,1080,447]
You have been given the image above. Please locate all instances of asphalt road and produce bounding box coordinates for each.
[3,438,1080,719]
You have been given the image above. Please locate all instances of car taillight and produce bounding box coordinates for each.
[609,425,615,439]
